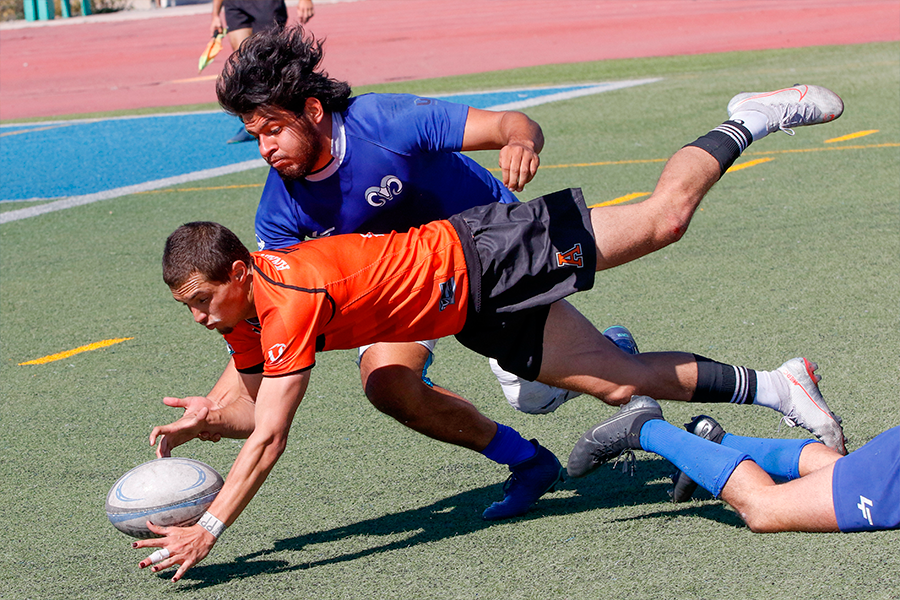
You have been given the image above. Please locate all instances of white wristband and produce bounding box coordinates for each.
[198,511,226,538]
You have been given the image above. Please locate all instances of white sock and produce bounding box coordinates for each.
[729,110,771,142]
[752,369,790,411]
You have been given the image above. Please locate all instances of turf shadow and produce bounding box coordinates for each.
[176,456,727,588]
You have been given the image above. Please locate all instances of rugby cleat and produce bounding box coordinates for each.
[567,396,663,478]
[482,440,564,520]
[602,325,639,355]
[776,358,847,455]
[727,84,843,135]
[669,415,727,503]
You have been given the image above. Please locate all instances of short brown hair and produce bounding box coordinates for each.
[163,222,251,288]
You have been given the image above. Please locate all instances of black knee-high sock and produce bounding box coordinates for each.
[692,354,757,404]
[684,121,754,177]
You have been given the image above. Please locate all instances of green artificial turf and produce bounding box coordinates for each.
[1,42,898,599]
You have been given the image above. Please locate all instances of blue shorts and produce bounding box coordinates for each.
[832,426,900,532]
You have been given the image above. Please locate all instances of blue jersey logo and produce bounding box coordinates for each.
[365,175,403,207]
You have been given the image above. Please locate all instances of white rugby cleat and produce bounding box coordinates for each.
[776,358,847,455]
[727,84,843,135]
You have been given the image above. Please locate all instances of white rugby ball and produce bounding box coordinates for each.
[106,458,224,539]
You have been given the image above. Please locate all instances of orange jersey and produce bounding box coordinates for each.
[224,220,469,376]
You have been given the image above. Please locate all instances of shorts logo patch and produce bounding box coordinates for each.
[858,495,874,526]
[556,243,584,268]
[365,175,403,207]
[266,343,287,364]
[438,277,456,312]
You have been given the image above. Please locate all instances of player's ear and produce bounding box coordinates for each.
[230,260,250,283]
[304,97,325,123]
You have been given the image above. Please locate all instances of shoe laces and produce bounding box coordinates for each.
[777,101,820,136]
[499,470,522,495]
[610,449,636,476]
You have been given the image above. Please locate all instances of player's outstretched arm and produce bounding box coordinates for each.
[136,371,310,582]
[462,108,544,193]
[151,361,262,458]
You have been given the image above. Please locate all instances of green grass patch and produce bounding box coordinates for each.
[1,42,898,599]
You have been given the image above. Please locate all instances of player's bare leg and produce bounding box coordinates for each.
[360,341,564,520]
[226,27,252,51]
[720,459,839,532]
[589,146,721,272]
[359,342,497,451]
[536,300,698,405]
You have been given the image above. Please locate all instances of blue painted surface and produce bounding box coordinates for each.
[0,85,599,202]
[1,113,259,201]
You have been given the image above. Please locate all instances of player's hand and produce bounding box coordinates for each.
[210,15,225,37]
[134,522,216,583]
[499,142,540,192]
[296,0,314,24]
[151,397,218,458]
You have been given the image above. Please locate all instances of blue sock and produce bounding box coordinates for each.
[481,423,536,466]
[640,420,749,497]
[721,434,818,481]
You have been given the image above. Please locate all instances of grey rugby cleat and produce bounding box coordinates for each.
[567,396,662,478]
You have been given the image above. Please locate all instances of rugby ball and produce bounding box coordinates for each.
[106,458,224,539]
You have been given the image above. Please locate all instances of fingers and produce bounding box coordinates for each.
[162,396,191,408]
[499,145,540,192]
[156,434,172,458]
[139,547,169,569]
[134,522,213,583]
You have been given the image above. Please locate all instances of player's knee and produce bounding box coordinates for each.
[362,364,421,417]
[658,210,692,246]
[733,500,779,533]
[600,384,641,406]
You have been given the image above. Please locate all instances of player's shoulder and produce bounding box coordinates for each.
[346,93,465,126]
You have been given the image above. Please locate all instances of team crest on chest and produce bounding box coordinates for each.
[365,175,402,207]
[556,243,584,268]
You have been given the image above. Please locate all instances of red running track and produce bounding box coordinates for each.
[1,0,898,121]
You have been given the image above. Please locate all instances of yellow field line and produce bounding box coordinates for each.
[19,337,134,365]
[124,142,894,197]
[726,157,774,173]
[744,142,900,157]
[825,130,879,143]
[589,192,650,208]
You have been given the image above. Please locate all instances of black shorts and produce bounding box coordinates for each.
[223,0,288,32]
[449,188,596,381]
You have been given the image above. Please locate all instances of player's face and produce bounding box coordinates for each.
[170,271,250,335]
[243,107,327,181]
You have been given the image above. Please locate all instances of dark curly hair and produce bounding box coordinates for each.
[217,25,352,118]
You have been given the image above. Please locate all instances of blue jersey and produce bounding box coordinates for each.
[254,93,518,250]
